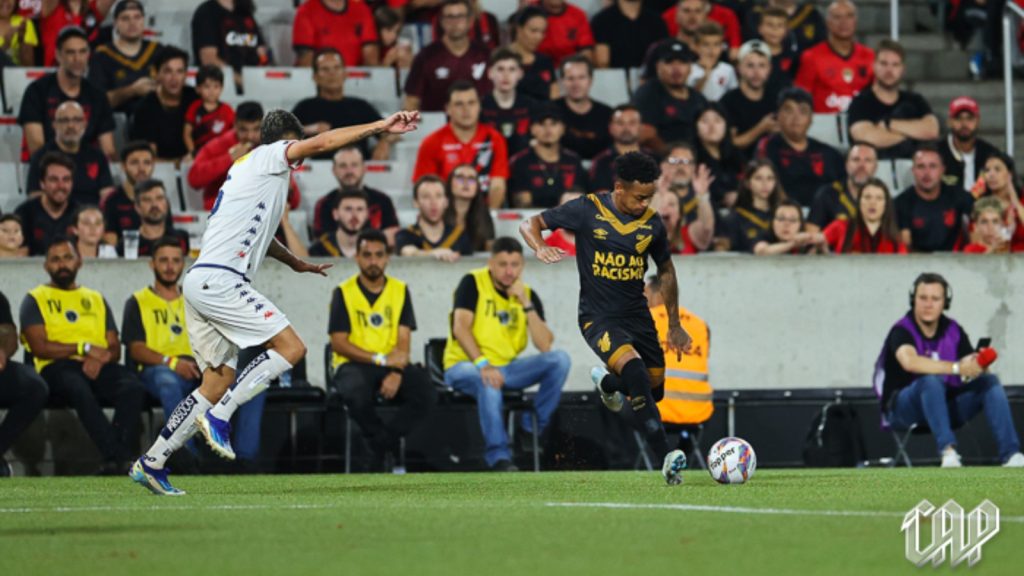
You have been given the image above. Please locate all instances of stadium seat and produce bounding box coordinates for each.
[241,67,316,110]
[893,158,915,192]
[292,160,337,208]
[492,209,542,239]
[150,163,183,211]
[808,113,846,150]
[402,112,447,144]
[591,69,631,107]
[480,0,518,22]
[0,162,23,213]
[363,161,412,197]
[396,208,419,228]
[344,68,402,113]
[172,211,208,254]
[186,66,240,103]
[2,67,53,115]
[0,116,23,163]
[874,159,900,197]
[178,161,205,212]
[423,338,540,472]
[289,209,311,247]
[393,141,419,169]
[627,67,644,96]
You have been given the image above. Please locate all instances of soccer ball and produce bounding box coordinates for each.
[707,437,757,485]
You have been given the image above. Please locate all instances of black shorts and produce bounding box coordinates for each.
[580,314,665,376]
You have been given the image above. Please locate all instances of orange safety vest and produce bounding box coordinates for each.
[651,304,713,425]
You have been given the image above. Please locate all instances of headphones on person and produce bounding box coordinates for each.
[909,273,952,310]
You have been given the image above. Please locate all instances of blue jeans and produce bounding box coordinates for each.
[445,350,570,467]
[233,389,266,462]
[888,374,1022,462]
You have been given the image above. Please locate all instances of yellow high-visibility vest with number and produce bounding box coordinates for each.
[651,304,713,425]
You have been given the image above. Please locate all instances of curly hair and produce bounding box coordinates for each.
[614,151,661,185]
[260,109,303,145]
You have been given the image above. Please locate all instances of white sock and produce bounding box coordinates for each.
[209,349,292,421]
[144,390,213,469]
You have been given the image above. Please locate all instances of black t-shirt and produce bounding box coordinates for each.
[938,136,1000,191]
[453,273,545,319]
[88,40,163,115]
[191,0,266,73]
[847,88,933,159]
[17,73,116,150]
[26,143,113,206]
[117,229,190,258]
[519,54,556,102]
[541,193,671,319]
[554,97,613,160]
[120,294,145,346]
[768,39,801,87]
[327,278,416,334]
[14,197,79,256]
[807,180,856,229]
[509,147,589,208]
[880,315,973,410]
[480,93,538,158]
[719,206,771,253]
[309,232,348,258]
[720,86,778,157]
[0,290,12,327]
[313,187,399,238]
[696,144,743,208]
[395,221,473,255]
[756,134,845,207]
[291,96,382,160]
[590,4,668,69]
[895,185,974,252]
[129,87,199,160]
[632,81,708,145]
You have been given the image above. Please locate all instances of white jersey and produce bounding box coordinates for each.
[193,140,299,279]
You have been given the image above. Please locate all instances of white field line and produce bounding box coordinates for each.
[0,503,343,514]
[544,502,1024,523]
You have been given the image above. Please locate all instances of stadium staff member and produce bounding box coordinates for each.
[20,237,146,473]
[0,290,49,477]
[645,276,712,429]
[329,229,436,471]
[874,273,1024,468]
[122,237,201,442]
[443,237,570,472]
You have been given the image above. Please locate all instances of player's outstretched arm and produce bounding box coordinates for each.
[267,238,332,276]
[656,257,692,360]
[520,215,565,264]
[286,111,421,163]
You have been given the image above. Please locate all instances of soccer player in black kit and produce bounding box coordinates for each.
[520,151,691,485]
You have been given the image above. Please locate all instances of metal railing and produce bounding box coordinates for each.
[1005,2,1024,156]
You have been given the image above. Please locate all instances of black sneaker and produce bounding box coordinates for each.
[492,459,519,472]
[0,458,12,477]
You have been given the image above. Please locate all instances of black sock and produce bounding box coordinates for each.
[621,359,669,457]
[599,372,629,395]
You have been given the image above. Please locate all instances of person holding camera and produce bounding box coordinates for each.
[873,273,1024,467]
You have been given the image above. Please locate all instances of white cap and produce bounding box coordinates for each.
[738,39,772,64]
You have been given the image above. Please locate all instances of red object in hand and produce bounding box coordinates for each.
[977,347,999,368]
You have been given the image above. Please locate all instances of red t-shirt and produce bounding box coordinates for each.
[292,0,378,67]
[185,100,235,152]
[794,41,874,113]
[823,219,907,254]
[661,4,742,48]
[40,1,102,66]
[961,243,989,254]
[536,3,595,66]
[545,228,576,255]
[413,124,509,195]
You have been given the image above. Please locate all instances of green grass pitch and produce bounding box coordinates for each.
[1,469,1021,576]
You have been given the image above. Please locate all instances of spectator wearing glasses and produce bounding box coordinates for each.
[25,101,114,206]
[753,199,828,255]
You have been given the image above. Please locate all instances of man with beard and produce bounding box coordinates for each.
[310,189,370,258]
[312,147,400,243]
[396,175,472,260]
[807,143,879,233]
[508,106,588,208]
[327,228,435,472]
[721,40,779,158]
[101,141,158,245]
[553,55,613,161]
[88,0,160,115]
[590,104,644,193]
[121,238,203,457]
[657,142,715,252]
[120,180,189,258]
[939,97,999,192]
[632,40,707,156]
[896,144,974,252]
[848,40,938,160]
[25,101,115,205]
[129,47,199,161]
[20,237,146,474]
[15,153,79,256]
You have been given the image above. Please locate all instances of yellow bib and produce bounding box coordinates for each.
[132,287,192,364]
[651,304,714,425]
[443,268,530,369]
[26,285,109,373]
[332,275,407,368]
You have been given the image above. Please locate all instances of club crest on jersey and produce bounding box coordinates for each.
[842,68,854,83]
[635,234,652,253]
[598,331,611,353]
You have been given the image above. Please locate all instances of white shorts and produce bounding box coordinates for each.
[183,266,291,372]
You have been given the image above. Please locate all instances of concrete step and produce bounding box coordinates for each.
[921,100,1024,132]
[901,50,973,82]
[863,33,953,51]
[909,81,1020,103]
[857,4,920,35]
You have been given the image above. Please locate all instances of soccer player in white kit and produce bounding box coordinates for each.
[130,109,420,495]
